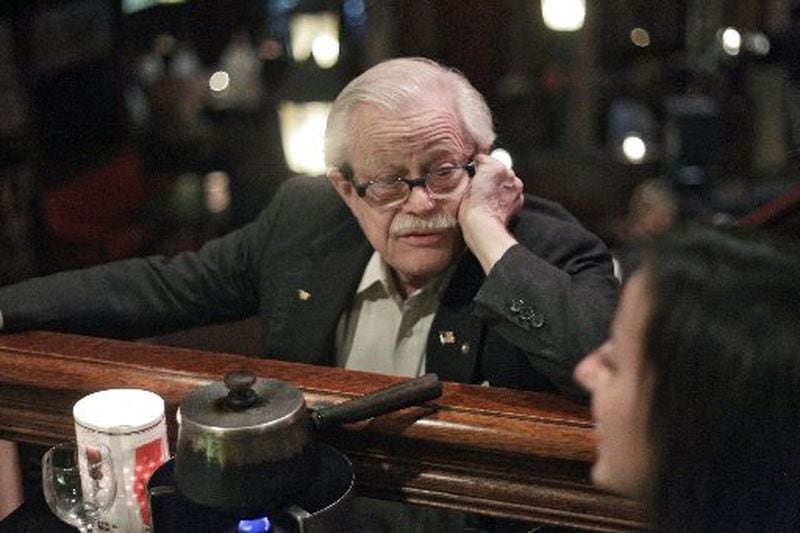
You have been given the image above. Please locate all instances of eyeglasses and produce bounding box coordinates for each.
[344,161,476,210]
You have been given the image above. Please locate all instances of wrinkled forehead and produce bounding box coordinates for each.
[347,93,472,171]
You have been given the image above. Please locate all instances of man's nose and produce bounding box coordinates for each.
[403,180,436,213]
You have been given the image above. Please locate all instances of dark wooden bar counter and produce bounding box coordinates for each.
[0,331,642,531]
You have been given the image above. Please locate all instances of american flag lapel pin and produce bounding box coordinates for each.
[439,330,456,345]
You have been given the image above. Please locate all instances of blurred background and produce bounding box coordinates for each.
[1,0,799,284]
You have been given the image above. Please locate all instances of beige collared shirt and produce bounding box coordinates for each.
[335,252,451,377]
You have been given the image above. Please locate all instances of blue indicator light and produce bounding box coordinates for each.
[238,516,271,532]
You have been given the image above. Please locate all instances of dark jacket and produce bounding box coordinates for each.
[0,176,618,397]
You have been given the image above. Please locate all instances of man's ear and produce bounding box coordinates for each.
[328,167,358,213]
[328,167,356,205]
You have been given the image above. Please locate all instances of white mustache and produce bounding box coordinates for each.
[390,213,458,236]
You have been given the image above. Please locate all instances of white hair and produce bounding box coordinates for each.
[324,57,496,169]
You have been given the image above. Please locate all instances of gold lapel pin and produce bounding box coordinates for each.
[439,330,456,345]
[298,289,312,301]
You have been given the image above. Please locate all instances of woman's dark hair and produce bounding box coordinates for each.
[633,224,800,531]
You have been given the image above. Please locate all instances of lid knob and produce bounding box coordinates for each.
[223,370,260,410]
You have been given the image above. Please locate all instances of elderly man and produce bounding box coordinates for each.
[0,57,617,397]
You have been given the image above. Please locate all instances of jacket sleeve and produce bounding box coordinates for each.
[471,199,619,397]
[0,186,285,339]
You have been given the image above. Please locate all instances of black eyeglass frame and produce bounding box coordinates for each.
[340,160,477,207]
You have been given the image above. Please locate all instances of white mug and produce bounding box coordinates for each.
[73,389,169,532]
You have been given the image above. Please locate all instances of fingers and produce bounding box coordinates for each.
[460,154,524,227]
[458,155,523,272]
[476,154,522,192]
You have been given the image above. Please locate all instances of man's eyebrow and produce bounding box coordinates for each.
[422,142,470,163]
[355,143,465,177]
[423,140,461,154]
[364,156,405,175]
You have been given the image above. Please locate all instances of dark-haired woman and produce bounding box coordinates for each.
[574,225,800,531]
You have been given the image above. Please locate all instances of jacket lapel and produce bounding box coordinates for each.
[269,214,372,366]
[425,253,485,383]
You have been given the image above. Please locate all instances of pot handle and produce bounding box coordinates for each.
[310,373,442,430]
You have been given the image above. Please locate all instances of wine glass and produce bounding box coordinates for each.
[42,441,117,532]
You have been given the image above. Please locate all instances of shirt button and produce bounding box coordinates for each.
[460,342,470,354]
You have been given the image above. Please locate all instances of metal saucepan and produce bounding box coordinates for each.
[174,370,442,518]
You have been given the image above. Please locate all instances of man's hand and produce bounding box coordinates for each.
[458,154,524,274]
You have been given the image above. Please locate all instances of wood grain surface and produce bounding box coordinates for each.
[0,331,643,531]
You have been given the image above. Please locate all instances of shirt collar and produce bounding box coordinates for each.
[356,251,457,301]
[356,251,386,294]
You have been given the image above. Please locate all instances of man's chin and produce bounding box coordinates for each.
[391,253,453,283]
[387,234,463,284]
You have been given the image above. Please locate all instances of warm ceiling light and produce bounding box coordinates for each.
[622,134,647,164]
[630,27,651,47]
[208,71,230,92]
[289,12,340,68]
[721,27,741,56]
[278,101,332,176]
[541,0,585,32]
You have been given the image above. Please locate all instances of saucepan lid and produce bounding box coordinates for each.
[179,371,306,436]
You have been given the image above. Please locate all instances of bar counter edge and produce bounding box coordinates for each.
[0,331,643,531]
